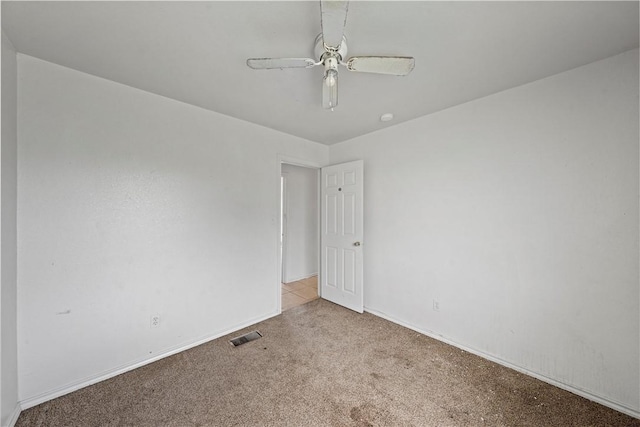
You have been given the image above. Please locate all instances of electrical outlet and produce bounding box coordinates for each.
[433,300,440,312]
[151,315,160,328]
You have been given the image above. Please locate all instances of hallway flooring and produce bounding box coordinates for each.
[281,275,318,311]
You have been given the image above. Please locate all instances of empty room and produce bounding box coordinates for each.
[1,1,639,426]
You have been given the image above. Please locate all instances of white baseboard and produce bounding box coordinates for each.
[364,306,640,420]
[17,306,639,420]
[3,403,21,427]
[19,311,279,410]
[283,272,318,284]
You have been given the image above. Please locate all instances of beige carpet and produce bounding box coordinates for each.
[17,299,639,426]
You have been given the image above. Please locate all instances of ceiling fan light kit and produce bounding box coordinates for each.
[323,58,339,109]
[246,0,415,110]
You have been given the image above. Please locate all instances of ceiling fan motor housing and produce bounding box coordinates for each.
[314,33,348,63]
[324,56,338,74]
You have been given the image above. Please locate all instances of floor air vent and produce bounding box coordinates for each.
[230,331,262,347]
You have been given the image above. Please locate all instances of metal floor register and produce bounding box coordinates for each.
[229,331,262,347]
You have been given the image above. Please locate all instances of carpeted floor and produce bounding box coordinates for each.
[16,299,639,426]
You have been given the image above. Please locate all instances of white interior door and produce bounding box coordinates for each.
[320,160,364,313]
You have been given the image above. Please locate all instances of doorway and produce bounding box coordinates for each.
[279,162,320,311]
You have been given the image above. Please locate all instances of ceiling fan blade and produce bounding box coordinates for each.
[246,58,318,70]
[320,0,349,49]
[345,56,415,76]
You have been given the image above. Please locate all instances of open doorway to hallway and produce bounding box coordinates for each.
[281,276,319,310]
[280,163,319,311]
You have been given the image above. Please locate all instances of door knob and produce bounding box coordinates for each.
[353,241,361,246]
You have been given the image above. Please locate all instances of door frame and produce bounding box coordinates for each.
[280,172,289,283]
[276,155,322,313]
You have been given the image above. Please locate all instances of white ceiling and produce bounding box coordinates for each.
[2,1,638,145]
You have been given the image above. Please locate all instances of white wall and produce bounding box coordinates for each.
[17,55,329,404]
[330,49,639,415]
[281,164,318,283]
[1,31,20,426]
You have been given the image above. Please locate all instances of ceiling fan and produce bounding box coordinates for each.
[246,0,415,110]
